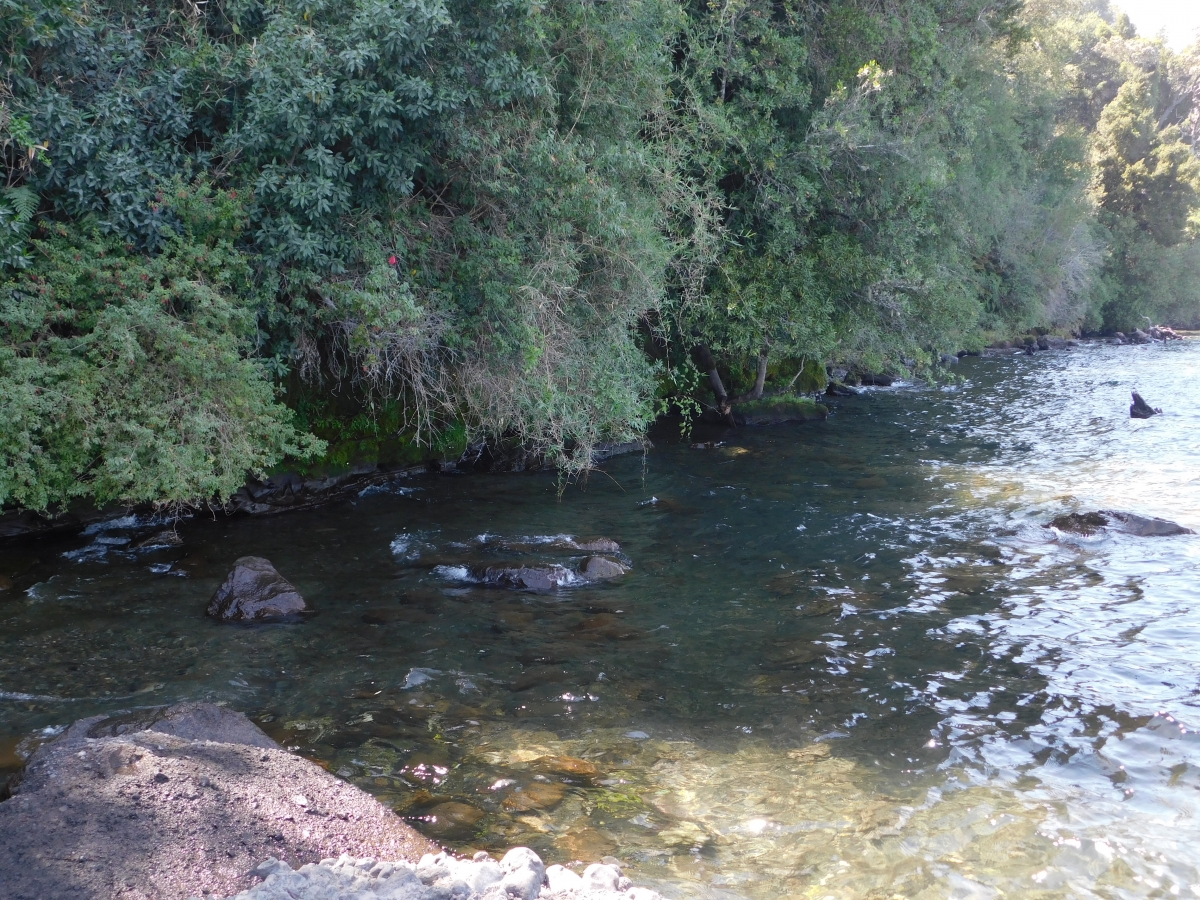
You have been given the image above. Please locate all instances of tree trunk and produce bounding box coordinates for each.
[732,351,768,403]
[692,345,735,424]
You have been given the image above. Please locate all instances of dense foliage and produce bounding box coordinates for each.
[3,0,1200,511]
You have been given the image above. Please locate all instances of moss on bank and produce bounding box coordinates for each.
[735,396,829,426]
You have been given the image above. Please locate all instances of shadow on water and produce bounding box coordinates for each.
[3,342,1200,897]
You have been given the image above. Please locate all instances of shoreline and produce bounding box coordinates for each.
[2,336,1189,548]
[0,703,666,900]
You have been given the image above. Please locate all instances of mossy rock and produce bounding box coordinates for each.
[792,358,829,393]
[734,396,828,426]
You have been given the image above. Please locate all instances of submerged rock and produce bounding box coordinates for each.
[422,801,486,837]
[475,564,577,591]
[1047,511,1109,536]
[1048,510,1193,537]
[1104,511,1194,537]
[572,537,622,553]
[208,556,307,621]
[581,556,627,580]
[1130,391,1161,419]
[501,780,567,811]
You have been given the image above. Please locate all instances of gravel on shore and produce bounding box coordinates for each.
[208,848,665,900]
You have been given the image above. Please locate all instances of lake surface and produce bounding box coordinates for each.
[3,341,1200,899]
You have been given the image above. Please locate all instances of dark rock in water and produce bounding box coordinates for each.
[1132,328,1151,344]
[1048,510,1193,537]
[1047,512,1109,535]
[580,556,627,580]
[362,607,409,625]
[0,702,437,900]
[572,537,621,553]
[1102,511,1194,537]
[858,373,895,387]
[826,381,858,397]
[132,529,183,550]
[1036,335,1050,351]
[510,665,571,691]
[476,564,577,591]
[207,556,307,621]
[1130,391,1161,419]
[591,441,645,463]
[733,397,829,425]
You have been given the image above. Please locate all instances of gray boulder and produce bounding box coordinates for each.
[475,565,577,591]
[1048,510,1193,537]
[0,703,437,900]
[81,701,280,748]
[208,556,307,621]
[571,537,622,553]
[580,556,628,580]
[1103,511,1194,537]
[499,847,546,900]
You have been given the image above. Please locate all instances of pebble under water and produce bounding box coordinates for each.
[3,341,1200,899]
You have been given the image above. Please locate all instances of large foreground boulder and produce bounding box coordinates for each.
[0,703,437,900]
[208,556,307,621]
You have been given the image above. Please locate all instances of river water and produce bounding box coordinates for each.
[3,341,1200,899]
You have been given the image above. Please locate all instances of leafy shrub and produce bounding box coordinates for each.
[0,185,323,511]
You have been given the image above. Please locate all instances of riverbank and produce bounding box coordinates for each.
[1,336,1177,547]
[3,342,1200,899]
[0,703,664,900]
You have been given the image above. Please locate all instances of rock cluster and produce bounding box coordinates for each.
[210,849,664,900]
[1110,325,1183,344]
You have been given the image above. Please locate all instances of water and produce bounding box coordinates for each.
[3,341,1200,899]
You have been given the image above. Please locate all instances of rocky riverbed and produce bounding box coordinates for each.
[0,703,664,900]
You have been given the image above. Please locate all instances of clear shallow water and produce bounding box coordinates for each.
[3,342,1200,899]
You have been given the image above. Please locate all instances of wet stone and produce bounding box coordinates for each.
[501,781,567,811]
[510,666,572,692]
[421,801,486,837]
[534,755,599,778]
[207,557,306,622]
[1048,510,1194,537]
[132,530,183,550]
[573,538,621,553]
[580,556,627,580]
[556,827,618,861]
[476,565,576,591]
